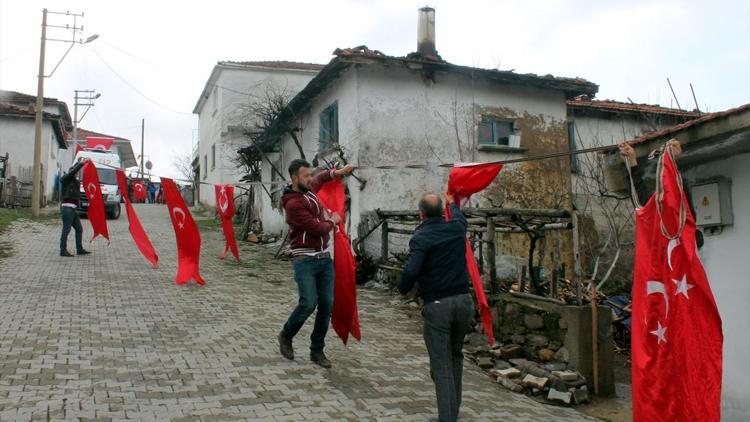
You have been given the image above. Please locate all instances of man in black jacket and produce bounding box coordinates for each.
[59,160,91,257]
[399,192,474,422]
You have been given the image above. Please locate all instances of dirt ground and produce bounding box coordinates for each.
[577,351,633,421]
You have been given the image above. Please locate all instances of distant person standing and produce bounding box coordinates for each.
[147,181,156,204]
[59,160,91,257]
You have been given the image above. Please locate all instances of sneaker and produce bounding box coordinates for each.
[278,331,294,360]
[60,250,74,257]
[310,351,331,368]
[77,249,91,255]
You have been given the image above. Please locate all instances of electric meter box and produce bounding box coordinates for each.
[691,179,733,227]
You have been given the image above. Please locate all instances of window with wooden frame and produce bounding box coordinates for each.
[318,102,338,152]
[478,117,520,148]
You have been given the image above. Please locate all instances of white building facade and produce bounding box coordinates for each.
[255,50,598,258]
[192,61,322,207]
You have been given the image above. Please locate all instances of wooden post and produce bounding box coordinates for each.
[486,217,497,294]
[520,265,527,293]
[381,219,389,263]
[571,210,583,305]
[551,231,560,299]
[478,235,484,274]
[592,281,600,395]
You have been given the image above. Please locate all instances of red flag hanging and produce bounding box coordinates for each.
[631,151,723,421]
[116,170,159,268]
[214,184,240,261]
[446,162,503,347]
[81,160,109,242]
[74,143,84,156]
[162,178,205,285]
[317,178,362,345]
[133,182,147,202]
[86,137,114,151]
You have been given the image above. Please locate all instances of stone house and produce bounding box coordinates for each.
[250,34,599,263]
[192,61,323,207]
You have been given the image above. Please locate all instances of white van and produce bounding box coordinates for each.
[76,150,122,219]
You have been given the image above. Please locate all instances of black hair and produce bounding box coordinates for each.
[419,194,443,218]
[288,159,311,177]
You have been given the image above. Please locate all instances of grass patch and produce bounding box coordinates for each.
[0,207,57,231]
[194,217,222,230]
[0,207,58,258]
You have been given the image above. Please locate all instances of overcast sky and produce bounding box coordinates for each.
[1,0,748,179]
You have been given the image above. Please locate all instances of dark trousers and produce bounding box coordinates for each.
[60,206,83,253]
[423,293,475,422]
[282,257,334,352]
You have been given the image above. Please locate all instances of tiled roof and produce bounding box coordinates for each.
[220,61,325,72]
[567,96,700,118]
[0,89,73,128]
[67,127,132,142]
[627,103,750,145]
[331,45,598,95]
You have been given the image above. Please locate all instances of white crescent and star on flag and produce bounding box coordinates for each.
[646,236,694,346]
[172,207,186,230]
[87,182,98,200]
[218,186,229,215]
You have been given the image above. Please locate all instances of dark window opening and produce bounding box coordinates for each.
[568,121,579,173]
[478,118,517,146]
[319,103,338,152]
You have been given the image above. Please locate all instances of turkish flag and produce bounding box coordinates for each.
[74,143,84,156]
[133,182,147,202]
[116,170,159,268]
[162,178,205,285]
[214,184,240,261]
[446,162,503,347]
[86,137,114,151]
[631,151,723,421]
[317,178,362,345]
[81,160,109,242]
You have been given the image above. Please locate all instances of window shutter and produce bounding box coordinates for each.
[478,121,493,144]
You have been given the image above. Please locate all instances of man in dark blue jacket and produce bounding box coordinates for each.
[399,192,474,422]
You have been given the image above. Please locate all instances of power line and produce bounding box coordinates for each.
[100,39,159,67]
[0,46,36,62]
[90,47,192,116]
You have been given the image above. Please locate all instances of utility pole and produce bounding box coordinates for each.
[73,90,101,154]
[31,9,48,217]
[30,9,98,217]
[140,119,145,178]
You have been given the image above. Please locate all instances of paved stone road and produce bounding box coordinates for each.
[0,205,596,421]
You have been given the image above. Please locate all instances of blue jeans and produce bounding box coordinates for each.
[282,257,334,352]
[423,293,475,422]
[60,206,83,253]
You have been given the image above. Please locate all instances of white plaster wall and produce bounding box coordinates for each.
[260,67,360,235]
[0,117,62,201]
[259,64,571,257]
[353,65,568,257]
[684,153,750,421]
[196,66,317,207]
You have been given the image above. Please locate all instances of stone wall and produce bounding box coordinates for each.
[491,293,615,396]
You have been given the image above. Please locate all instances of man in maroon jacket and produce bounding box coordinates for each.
[278,159,354,368]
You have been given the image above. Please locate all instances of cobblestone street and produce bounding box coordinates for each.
[0,205,595,421]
